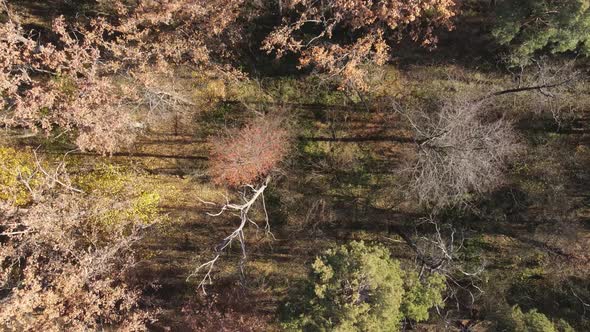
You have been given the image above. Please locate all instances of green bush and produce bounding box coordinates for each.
[504,306,576,332]
[280,241,446,332]
[401,271,446,322]
[556,319,576,332]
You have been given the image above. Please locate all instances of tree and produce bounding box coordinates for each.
[0,0,254,153]
[492,0,590,65]
[1,0,457,152]
[498,306,576,332]
[402,270,447,322]
[263,0,458,90]
[209,116,291,187]
[191,115,292,293]
[0,151,157,330]
[280,241,446,331]
[402,217,486,309]
[397,96,521,208]
[0,15,135,154]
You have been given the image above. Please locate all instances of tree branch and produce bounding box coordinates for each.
[188,176,273,294]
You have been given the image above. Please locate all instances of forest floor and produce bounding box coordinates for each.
[7,64,585,331]
[2,0,590,331]
[3,59,589,330]
[4,4,590,329]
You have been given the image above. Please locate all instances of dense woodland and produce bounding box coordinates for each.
[1,0,589,331]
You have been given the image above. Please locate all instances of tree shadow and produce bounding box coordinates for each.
[300,135,414,144]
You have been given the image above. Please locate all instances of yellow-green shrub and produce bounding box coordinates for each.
[74,163,161,228]
[129,191,161,224]
[193,78,227,105]
[0,147,40,206]
[99,191,161,227]
[74,163,129,194]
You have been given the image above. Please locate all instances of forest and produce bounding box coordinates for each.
[0,0,589,331]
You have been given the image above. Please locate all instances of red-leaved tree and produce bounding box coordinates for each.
[190,116,291,293]
[209,116,291,187]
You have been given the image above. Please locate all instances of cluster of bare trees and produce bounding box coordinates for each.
[384,61,584,325]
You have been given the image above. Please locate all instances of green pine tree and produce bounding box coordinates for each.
[493,0,590,65]
[280,241,446,332]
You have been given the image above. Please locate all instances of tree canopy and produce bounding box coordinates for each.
[280,241,446,331]
[493,0,590,64]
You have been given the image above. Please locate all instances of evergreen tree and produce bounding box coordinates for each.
[493,0,590,64]
[501,306,576,332]
[280,241,446,332]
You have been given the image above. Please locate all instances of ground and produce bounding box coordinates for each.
[3,2,590,329]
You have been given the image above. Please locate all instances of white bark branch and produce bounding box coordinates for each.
[188,176,273,294]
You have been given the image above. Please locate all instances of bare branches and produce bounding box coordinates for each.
[406,217,486,311]
[481,77,576,100]
[31,148,83,194]
[570,286,590,316]
[413,219,484,277]
[477,59,581,127]
[188,177,273,294]
[397,97,521,209]
[13,148,83,205]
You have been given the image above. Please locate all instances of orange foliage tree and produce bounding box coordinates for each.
[0,0,256,153]
[209,116,291,187]
[263,0,458,90]
[2,1,458,152]
[0,17,135,153]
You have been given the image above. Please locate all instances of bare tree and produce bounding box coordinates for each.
[190,176,273,294]
[397,97,521,209]
[505,58,581,128]
[392,216,486,319]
